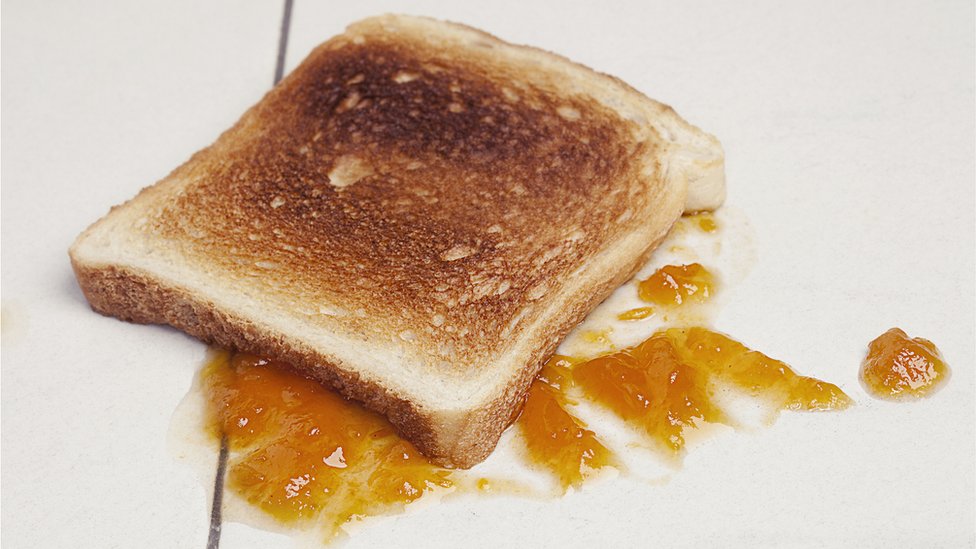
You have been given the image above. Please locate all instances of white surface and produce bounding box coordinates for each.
[2,0,974,547]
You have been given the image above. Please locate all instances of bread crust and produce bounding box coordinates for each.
[69,15,724,468]
[70,224,664,467]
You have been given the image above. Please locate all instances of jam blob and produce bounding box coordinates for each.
[638,263,715,307]
[860,328,950,400]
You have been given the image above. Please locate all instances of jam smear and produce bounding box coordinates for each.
[573,328,853,454]
[669,328,854,412]
[860,328,950,400]
[517,356,614,489]
[196,329,854,536]
[638,263,715,307]
[617,307,655,321]
[579,329,615,350]
[574,334,723,453]
[201,351,452,537]
[684,212,718,233]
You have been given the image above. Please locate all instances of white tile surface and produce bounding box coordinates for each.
[3,0,974,547]
[2,1,281,547]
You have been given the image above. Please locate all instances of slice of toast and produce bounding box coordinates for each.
[69,15,725,468]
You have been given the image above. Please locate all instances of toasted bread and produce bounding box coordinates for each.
[69,15,725,468]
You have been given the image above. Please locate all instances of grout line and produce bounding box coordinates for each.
[274,0,295,85]
[206,2,295,547]
[206,435,229,549]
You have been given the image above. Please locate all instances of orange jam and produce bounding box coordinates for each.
[518,356,613,489]
[574,334,722,453]
[617,307,655,321]
[860,328,950,400]
[638,263,715,307]
[573,328,852,454]
[684,212,718,233]
[669,329,854,411]
[201,351,452,537]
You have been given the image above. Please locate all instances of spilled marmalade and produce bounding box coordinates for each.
[517,357,614,489]
[517,328,852,488]
[860,328,950,400]
[683,211,719,233]
[201,334,851,537]
[638,263,715,306]
[199,329,855,534]
[188,212,886,543]
[575,328,852,454]
[617,306,654,321]
[201,352,452,537]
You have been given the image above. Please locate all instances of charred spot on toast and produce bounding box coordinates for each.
[153,34,655,368]
[290,43,608,169]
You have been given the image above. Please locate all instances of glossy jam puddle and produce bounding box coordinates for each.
[860,328,950,400]
[200,351,453,538]
[574,331,722,455]
[516,356,614,489]
[533,328,852,468]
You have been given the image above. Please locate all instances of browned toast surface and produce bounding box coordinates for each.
[70,15,724,467]
[157,25,654,371]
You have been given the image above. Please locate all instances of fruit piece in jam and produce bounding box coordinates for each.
[860,328,950,400]
[638,263,715,307]
[617,307,655,321]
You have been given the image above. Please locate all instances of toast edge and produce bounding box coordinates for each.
[68,221,666,468]
[68,254,456,465]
